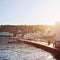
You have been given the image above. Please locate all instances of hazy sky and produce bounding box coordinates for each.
[0,0,60,25]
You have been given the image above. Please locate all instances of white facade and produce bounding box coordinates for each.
[0,32,13,37]
[24,33,34,39]
[24,32,42,39]
[32,32,42,38]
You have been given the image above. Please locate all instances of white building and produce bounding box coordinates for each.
[24,32,42,40]
[24,33,34,39]
[0,32,13,44]
[32,32,42,38]
[0,32,13,37]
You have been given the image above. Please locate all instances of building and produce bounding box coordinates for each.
[0,32,13,37]
[0,32,13,44]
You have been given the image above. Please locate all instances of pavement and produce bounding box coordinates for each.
[19,39,54,48]
[31,41,54,48]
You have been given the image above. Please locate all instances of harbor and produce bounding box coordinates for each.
[0,41,57,60]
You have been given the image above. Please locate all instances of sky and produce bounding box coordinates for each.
[0,0,60,25]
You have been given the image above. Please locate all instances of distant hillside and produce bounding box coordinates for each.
[0,25,52,35]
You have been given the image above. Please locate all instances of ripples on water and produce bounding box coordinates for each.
[0,42,56,60]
